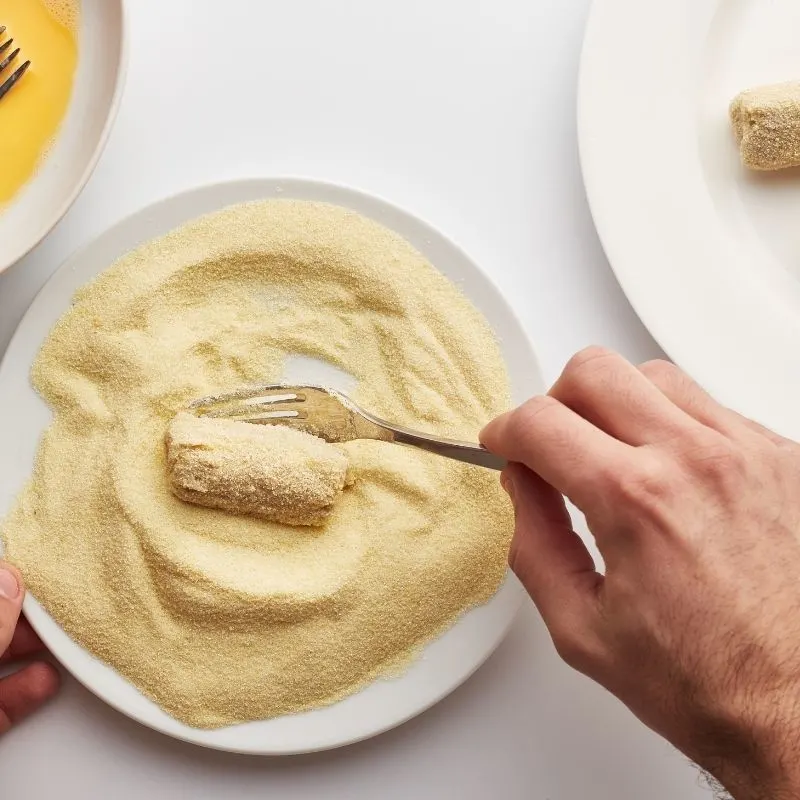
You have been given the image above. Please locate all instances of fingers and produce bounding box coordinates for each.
[504,463,601,612]
[0,565,59,735]
[0,662,60,735]
[502,464,606,671]
[638,359,787,445]
[482,394,634,509]
[0,618,46,665]
[0,563,23,655]
[550,347,706,446]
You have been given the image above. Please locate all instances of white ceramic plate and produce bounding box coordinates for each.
[0,0,128,273]
[579,0,800,440]
[0,178,542,754]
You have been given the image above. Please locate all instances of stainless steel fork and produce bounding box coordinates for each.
[0,27,31,103]
[189,384,506,471]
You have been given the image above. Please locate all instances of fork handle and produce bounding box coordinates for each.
[386,426,507,471]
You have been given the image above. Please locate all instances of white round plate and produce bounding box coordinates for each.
[580,0,800,440]
[0,178,542,754]
[0,0,128,274]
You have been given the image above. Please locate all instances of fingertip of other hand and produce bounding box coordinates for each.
[13,661,62,711]
[0,661,61,735]
[24,661,62,701]
[0,561,23,601]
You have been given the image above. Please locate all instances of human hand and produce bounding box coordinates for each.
[481,349,800,800]
[0,562,59,735]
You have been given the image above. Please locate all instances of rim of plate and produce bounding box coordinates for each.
[1,0,130,274]
[0,177,541,755]
[578,0,800,441]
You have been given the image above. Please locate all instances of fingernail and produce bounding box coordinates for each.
[0,567,20,600]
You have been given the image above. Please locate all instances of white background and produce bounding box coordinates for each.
[0,1,714,797]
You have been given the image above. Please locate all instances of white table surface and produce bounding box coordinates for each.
[0,1,715,797]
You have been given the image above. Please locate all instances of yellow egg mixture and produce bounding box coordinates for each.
[0,0,79,206]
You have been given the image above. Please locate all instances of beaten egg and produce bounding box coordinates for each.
[0,0,79,207]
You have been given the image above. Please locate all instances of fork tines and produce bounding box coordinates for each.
[190,386,309,422]
[0,27,31,103]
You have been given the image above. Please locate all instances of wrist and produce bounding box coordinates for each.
[698,723,800,800]
[716,769,800,800]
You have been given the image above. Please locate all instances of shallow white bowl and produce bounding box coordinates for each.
[0,178,543,755]
[0,0,127,274]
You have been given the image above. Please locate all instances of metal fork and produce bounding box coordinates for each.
[0,27,31,103]
[189,384,506,471]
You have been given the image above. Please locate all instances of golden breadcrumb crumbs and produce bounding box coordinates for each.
[1,200,513,728]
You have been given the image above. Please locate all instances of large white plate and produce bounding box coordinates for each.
[579,0,800,440]
[0,178,542,754]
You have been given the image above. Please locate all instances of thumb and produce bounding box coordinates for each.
[0,562,23,654]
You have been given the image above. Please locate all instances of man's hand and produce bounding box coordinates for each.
[481,348,800,800]
[0,562,59,734]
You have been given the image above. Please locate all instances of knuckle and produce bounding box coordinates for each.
[688,440,747,486]
[511,395,562,431]
[568,345,617,368]
[614,455,677,509]
[564,346,619,377]
[559,347,622,394]
[638,359,677,385]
